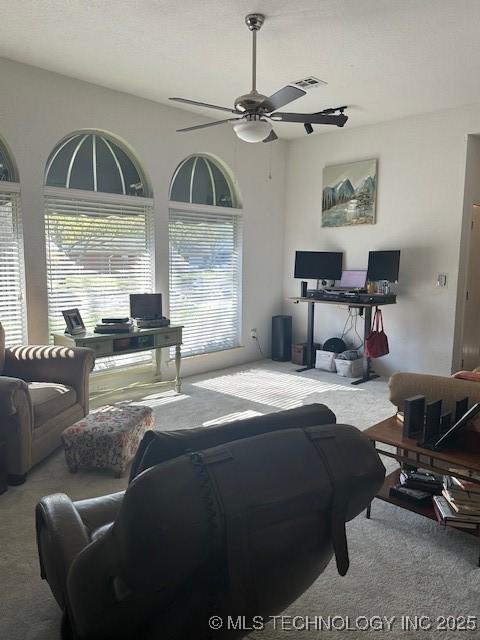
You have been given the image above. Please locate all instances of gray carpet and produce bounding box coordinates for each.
[0,360,478,640]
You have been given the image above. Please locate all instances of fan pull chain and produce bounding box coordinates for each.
[268,142,273,180]
[233,136,238,183]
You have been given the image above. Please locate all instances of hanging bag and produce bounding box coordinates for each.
[364,308,389,358]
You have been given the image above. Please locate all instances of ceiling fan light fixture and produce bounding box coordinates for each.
[170,14,349,140]
[233,117,272,143]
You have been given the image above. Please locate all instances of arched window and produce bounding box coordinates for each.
[0,139,25,344]
[169,154,242,357]
[0,143,17,183]
[169,155,237,208]
[44,132,153,369]
[45,132,148,197]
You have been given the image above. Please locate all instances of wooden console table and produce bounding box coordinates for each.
[53,325,183,393]
[365,415,480,565]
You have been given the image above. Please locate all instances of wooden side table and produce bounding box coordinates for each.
[364,415,480,565]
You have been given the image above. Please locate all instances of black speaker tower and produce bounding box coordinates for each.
[403,395,425,438]
[271,316,292,362]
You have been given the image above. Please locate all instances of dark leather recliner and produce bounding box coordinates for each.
[35,404,385,640]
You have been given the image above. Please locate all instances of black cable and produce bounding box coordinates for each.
[253,335,264,357]
[341,310,352,340]
[341,308,363,350]
[353,309,364,348]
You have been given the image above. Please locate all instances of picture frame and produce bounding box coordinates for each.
[62,308,86,335]
[322,158,377,227]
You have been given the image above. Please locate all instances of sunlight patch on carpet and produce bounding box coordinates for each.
[128,390,189,408]
[193,369,360,410]
[203,409,263,427]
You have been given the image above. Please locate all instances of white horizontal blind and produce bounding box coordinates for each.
[169,208,242,357]
[0,190,26,345]
[45,195,153,368]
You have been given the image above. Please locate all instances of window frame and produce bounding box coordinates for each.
[0,179,27,345]
[44,185,154,208]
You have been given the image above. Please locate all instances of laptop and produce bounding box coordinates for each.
[326,270,368,292]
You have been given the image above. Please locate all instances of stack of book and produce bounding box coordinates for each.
[433,475,480,529]
[94,317,134,334]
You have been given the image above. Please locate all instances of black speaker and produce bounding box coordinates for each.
[403,395,425,438]
[272,315,292,362]
[440,412,452,434]
[301,281,308,297]
[420,400,442,444]
[455,397,469,422]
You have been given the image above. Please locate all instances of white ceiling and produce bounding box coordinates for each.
[2,0,480,139]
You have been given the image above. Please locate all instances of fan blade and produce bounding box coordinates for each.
[177,118,241,133]
[270,111,348,127]
[262,130,278,143]
[170,97,238,114]
[318,105,348,115]
[260,86,306,112]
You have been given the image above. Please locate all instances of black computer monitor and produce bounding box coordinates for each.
[130,293,163,319]
[294,251,343,280]
[367,250,400,282]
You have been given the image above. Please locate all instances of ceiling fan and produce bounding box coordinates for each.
[169,13,348,143]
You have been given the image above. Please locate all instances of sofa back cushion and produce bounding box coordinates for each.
[389,371,480,415]
[129,403,336,481]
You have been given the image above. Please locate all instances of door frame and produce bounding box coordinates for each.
[454,204,480,371]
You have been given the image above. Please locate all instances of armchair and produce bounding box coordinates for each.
[1,343,95,484]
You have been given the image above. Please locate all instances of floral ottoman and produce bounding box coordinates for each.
[61,404,154,477]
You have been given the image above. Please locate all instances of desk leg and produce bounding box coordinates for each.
[155,347,163,380]
[351,306,379,386]
[366,439,375,518]
[297,301,315,372]
[175,344,182,393]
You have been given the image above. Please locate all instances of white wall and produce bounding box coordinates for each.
[0,58,287,379]
[283,105,480,376]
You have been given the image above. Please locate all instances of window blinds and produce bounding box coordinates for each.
[169,208,242,357]
[45,194,153,368]
[0,189,25,345]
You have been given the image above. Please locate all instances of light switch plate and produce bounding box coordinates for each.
[437,273,448,288]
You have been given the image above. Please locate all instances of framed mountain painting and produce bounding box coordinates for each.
[322,159,377,227]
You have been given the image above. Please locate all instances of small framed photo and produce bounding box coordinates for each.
[62,308,86,335]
